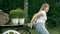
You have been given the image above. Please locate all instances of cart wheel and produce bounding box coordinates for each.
[3,30,20,34]
[18,30,31,34]
[16,25,31,34]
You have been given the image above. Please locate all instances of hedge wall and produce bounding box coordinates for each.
[28,0,60,28]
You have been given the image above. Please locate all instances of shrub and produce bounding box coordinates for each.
[10,8,25,18]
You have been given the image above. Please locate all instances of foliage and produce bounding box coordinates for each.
[0,0,60,28]
[0,0,24,13]
[10,8,25,18]
[28,0,60,28]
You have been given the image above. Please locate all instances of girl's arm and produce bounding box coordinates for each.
[30,12,42,28]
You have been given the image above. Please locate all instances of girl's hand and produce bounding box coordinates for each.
[28,23,33,29]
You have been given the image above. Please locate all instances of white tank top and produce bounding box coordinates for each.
[36,11,47,23]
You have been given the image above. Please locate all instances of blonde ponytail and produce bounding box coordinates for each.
[38,3,48,12]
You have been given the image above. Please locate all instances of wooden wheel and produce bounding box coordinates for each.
[0,13,9,25]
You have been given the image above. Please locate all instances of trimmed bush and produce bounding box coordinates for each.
[10,8,25,18]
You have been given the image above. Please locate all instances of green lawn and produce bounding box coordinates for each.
[30,27,60,34]
[48,27,60,34]
[1,26,60,34]
[3,20,60,34]
[1,22,60,34]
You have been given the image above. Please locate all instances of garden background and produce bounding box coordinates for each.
[0,0,60,34]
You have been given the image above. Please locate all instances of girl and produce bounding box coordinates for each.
[28,3,50,34]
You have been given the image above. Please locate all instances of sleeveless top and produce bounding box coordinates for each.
[36,11,47,23]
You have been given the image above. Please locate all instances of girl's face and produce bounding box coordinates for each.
[43,4,50,12]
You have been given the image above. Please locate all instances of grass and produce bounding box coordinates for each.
[30,27,60,34]
[0,21,60,34]
[48,27,60,34]
[1,26,60,34]
[1,25,60,34]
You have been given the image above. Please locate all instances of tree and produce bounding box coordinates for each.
[0,0,24,13]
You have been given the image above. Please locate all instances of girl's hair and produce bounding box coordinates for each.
[39,3,49,12]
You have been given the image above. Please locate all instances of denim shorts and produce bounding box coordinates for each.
[36,22,49,34]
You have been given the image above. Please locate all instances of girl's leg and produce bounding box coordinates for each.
[36,23,49,34]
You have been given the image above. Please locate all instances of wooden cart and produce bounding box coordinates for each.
[0,12,31,34]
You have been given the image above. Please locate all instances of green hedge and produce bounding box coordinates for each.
[0,0,24,13]
[28,0,60,28]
